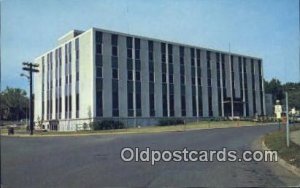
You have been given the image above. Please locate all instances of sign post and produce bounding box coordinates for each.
[285,92,289,147]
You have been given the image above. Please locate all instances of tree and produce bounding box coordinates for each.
[264,78,284,102]
[284,82,300,110]
[0,87,29,121]
[265,79,300,110]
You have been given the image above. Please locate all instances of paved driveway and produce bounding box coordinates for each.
[1,125,300,187]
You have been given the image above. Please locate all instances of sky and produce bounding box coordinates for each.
[1,0,299,92]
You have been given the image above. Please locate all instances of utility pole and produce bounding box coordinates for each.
[22,62,39,135]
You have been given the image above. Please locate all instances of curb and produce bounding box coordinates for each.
[262,138,300,177]
[290,130,300,147]
[1,122,276,138]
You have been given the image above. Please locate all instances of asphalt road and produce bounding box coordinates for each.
[1,125,300,187]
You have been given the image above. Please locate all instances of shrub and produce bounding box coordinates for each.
[83,123,88,130]
[92,120,125,130]
[158,118,184,126]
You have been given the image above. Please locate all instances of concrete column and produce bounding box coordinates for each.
[154,41,162,117]
[102,33,112,117]
[141,39,150,117]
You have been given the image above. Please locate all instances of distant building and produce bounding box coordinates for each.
[34,28,266,131]
[265,94,274,116]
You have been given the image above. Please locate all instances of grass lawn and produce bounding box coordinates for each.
[1,120,264,136]
[264,126,300,168]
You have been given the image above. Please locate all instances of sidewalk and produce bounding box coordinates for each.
[291,130,300,146]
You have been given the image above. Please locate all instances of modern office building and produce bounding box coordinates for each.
[34,27,266,131]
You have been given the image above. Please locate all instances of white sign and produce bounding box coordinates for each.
[274,105,282,119]
[291,108,296,115]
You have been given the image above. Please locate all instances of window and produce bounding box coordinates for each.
[149,83,154,93]
[96,32,102,43]
[136,82,141,93]
[163,94,168,116]
[168,44,173,54]
[180,46,184,56]
[96,44,102,54]
[127,59,133,69]
[111,34,118,45]
[181,75,185,84]
[136,93,141,109]
[59,97,62,113]
[148,41,153,51]
[135,38,140,49]
[168,64,173,74]
[192,77,196,85]
[76,94,79,111]
[112,46,118,56]
[168,55,173,63]
[136,71,141,81]
[127,49,132,58]
[96,91,103,117]
[96,54,102,66]
[162,63,167,73]
[135,60,141,70]
[198,77,201,86]
[135,49,140,59]
[149,72,154,82]
[112,79,119,117]
[112,93,119,116]
[68,43,72,63]
[149,61,154,72]
[149,52,153,61]
[69,95,72,112]
[127,81,134,91]
[169,75,173,84]
[161,54,166,62]
[96,67,102,78]
[126,37,132,48]
[112,57,118,68]
[192,96,197,116]
[96,78,103,91]
[191,48,195,58]
[197,49,200,58]
[198,87,203,117]
[128,92,133,109]
[128,71,133,80]
[162,73,167,83]
[181,95,186,116]
[76,50,79,60]
[150,93,155,116]
[76,72,79,81]
[112,69,118,79]
[191,58,195,67]
[161,43,166,53]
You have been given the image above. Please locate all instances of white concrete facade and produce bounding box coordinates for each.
[34,27,266,131]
